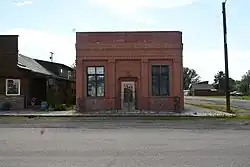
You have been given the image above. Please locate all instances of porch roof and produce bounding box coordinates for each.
[17,54,55,77]
[17,54,74,81]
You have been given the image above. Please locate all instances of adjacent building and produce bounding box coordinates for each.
[189,81,221,96]
[76,31,184,112]
[0,35,75,110]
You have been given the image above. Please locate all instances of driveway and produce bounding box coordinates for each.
[185,96,250,110]
[0,120,250,167]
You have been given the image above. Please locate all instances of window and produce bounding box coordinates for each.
[6,79,21,96]
[60,68,63,73]
[87,66,105,97]
[151,65,170,96]
[68,71,72,79]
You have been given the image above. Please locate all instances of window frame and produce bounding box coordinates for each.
[68,70,72,79]
[86,66,105,97]
[151,65,170,97]
[5,79,21,96]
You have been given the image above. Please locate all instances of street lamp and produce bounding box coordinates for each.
[222,0,231,112]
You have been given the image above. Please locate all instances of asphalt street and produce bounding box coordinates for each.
[0,119,250,167]
[185,96,250,110]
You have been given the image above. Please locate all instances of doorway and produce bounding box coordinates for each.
[30,78,47,106]
[120,81,136,111]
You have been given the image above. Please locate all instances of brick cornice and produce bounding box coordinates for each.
[108,59,115,63]
[77,48,181,51]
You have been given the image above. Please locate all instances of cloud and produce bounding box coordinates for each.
[88,0,199,23]
[2,28,249,83]
[12,0,33,7]
[1,28,75,66]
[90,0,198,10]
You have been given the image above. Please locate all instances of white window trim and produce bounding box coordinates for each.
[68,71,72,79]
[5,79,21,96]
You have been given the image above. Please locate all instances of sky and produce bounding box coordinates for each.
[0,0,249,83]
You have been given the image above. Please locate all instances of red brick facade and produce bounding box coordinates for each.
[76,31,184,112]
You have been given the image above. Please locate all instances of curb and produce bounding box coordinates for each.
[0,115,247,120]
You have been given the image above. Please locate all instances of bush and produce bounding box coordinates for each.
[53,104,67,111]
[0,101,12,111]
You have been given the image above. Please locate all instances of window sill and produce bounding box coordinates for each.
[86,96,105,99]
[5,94,21,96]
[151,96,171,98]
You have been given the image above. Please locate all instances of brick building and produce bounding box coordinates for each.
[76,31,184,112]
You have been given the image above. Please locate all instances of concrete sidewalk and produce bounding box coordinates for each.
[0,105,234,117]
[0,110,77,116]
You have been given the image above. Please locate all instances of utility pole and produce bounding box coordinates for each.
[49,52,54,62]
[222,1,231,112]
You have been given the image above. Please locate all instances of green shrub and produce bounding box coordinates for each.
[0,101,12,111]
[53,104,67,111]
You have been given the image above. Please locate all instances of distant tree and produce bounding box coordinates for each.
[183,67,201,90]
[235,80,242,92]
[213,71,236,91]
[239,70,250,95]
[71,62,76,69]
[71,62,76,80]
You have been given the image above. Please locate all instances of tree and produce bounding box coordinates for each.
[183,67,201,90]
[213,71,236,91]
[71,62,76,69]
[71,62,76,80]
[239,70,250,95]
[235,80,242,92]
[214,71,226,90]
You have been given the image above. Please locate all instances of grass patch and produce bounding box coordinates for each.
[231,96,250,100]
[189,103,249,113]
[142,116,230,120]
[201,96,250,100]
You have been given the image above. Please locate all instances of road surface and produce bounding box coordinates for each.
[185,96,250,110]
[0,119,250,167]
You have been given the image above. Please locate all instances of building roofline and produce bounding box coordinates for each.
[18,54,55,77]
[76,31,182,34]
[0,35,19,37]
[34,58,73,70]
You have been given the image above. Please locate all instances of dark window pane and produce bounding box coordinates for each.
[87,67,95,74]
[6,79,20,95]
[96,67,104,74]
[151,65,170,96]
[152,75,160,96]
[87,76,96,96]
[161,65,169,75]
[160,75,169,96]
[87,67,105,97]
[96,75,104,96]
[152,66,160,75]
